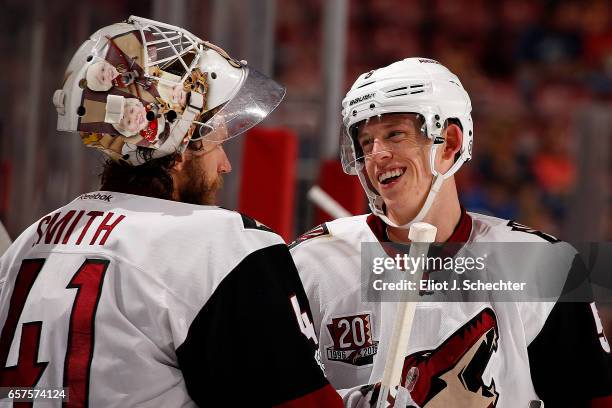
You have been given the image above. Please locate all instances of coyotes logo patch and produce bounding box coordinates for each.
[326,313,379,366]
[400,308,500,407]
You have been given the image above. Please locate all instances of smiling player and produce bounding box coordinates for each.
[290,58,612,407]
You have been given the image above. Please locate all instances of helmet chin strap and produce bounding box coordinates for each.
[375,173,444,230]
[373,143,446,231]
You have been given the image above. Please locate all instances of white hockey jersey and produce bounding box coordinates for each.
[0,191,341,407]
[290,209,612,407]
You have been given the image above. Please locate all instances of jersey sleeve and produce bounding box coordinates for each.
[175,243,342,407]
[527,300,612,405]
[527,251,612,406]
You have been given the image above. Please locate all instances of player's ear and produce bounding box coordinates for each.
[171,151,186,172]
[441,123,463,161]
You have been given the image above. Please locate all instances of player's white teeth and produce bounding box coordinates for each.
[378,168,405,183]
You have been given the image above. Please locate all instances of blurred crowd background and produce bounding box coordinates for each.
[275,0,612,241]
[0,1,610,327]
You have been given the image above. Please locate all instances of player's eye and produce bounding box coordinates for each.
[386,130,406,140]
[359,137,373,152]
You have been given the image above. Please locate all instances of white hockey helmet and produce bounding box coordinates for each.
[53,16,285,166]
[340,58,473,228]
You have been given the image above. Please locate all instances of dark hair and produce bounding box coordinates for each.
[99,152,180,200]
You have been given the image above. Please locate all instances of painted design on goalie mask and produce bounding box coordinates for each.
[340,57,474,230]
[54,21,199,163]
[85,60,121,91]
[53,16,285,167]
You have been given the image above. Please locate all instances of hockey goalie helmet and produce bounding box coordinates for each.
[53,16,285,166]
[340,58,473,220]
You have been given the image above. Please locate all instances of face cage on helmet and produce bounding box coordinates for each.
[120,65,286,165]
[129,16,205,86]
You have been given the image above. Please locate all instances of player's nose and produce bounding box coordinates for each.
[371,139,392,161]
[218,147,232,174]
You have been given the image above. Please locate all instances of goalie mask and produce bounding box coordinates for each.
[53,16,285,166]
[340,57,473,228]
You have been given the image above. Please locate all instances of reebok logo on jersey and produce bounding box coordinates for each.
[326,313,378,366]
[79,193,113,202]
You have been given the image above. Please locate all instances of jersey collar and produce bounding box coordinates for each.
[365,206,472,243]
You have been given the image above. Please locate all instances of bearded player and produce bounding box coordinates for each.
[0,16,341,407]
[290,58,612,407]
